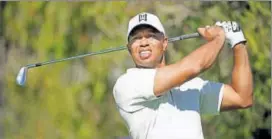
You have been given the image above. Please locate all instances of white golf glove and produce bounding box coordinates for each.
[215,21,246,48]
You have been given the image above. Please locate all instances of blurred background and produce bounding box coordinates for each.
[0,1,271,139]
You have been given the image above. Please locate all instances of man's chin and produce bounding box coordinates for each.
[135,63,155,69]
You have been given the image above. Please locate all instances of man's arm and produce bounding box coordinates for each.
[154,26,225,96]
[213,21,253,111]
[220,43,253,111]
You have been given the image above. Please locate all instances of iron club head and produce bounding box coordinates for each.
[16,67,28,86]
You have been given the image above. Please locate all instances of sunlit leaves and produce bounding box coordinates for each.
[3,1,270,139]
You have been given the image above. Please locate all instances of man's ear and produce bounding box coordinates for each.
[162,37,168,51]
[127,44,132,54]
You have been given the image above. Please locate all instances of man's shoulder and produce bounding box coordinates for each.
[113,72,133,99]
[178,77,205,91]
[189,77,204,82]
[115,68,156,85]
[185,77,205,85]
[115,69,134,83]
[113,69,136,89]
[114,72,129,88]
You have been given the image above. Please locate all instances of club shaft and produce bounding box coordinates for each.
[26,32,200,69]
[168,32,199,42]
[26,46,127,68]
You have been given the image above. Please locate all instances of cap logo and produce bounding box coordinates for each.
[138,13,147,22]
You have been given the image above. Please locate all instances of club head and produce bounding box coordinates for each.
[16,67,28,86]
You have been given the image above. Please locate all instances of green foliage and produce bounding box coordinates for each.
[3,1,270,139]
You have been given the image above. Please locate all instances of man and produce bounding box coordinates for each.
[113,12,253,139]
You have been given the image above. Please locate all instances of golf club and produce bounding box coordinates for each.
[16,32,200,86]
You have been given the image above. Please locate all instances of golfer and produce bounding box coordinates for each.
[113,12,253,139]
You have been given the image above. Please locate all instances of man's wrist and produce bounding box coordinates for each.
[213,34,225,46]
[233,42,247,50]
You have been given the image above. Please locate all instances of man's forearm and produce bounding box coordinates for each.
[231,43,253,106]
[154,36,225,96]
[188,35,225,72]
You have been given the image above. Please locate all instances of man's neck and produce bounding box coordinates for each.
[157,55,166,68]
[135,57,166,69]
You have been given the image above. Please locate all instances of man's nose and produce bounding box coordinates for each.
[139,37,149,47]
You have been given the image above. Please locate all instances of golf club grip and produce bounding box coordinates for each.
[168,32,200,42]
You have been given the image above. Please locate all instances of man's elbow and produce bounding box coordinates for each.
[241,102,252,109]
[241,96,253,109]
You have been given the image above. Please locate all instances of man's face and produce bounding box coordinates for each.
[127,26,168,68]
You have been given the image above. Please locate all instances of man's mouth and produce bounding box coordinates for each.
[139,50,152,59]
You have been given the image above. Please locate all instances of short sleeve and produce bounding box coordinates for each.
[199,80,224,115]
[113,68,158,113]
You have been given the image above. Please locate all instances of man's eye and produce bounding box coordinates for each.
[148,33,160,39]
[130,36,141,41]
[146,34,153,38]
[128,36,139,44]
[135,36,141,40]
[150,34,157,38]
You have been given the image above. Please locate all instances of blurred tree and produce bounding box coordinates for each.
[0,1,7,138]
[2,1,271,139]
